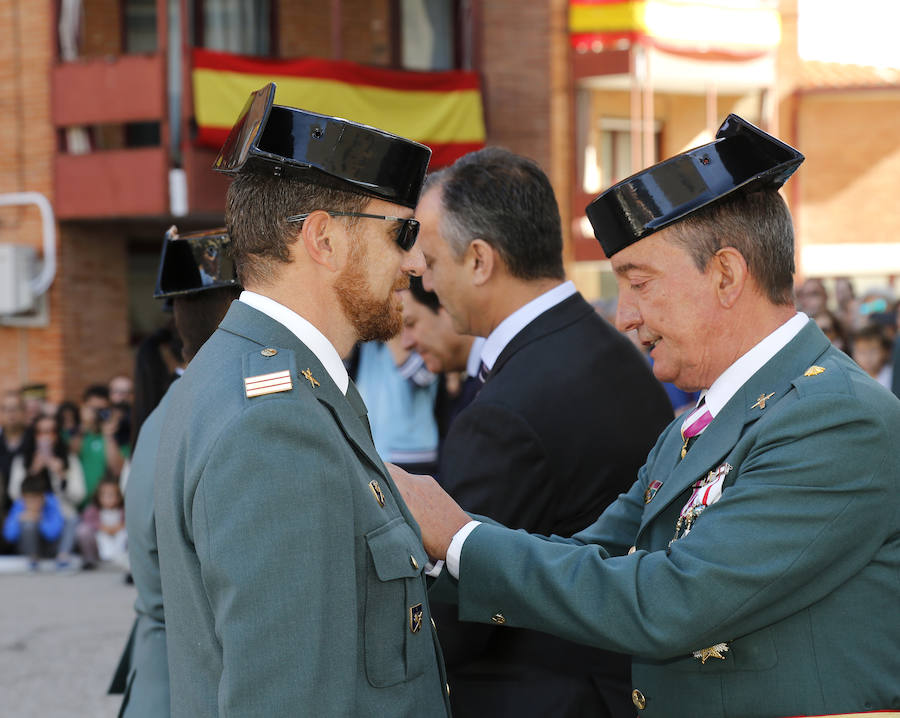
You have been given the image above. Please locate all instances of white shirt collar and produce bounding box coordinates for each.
[466,337,486,378]
[239,290,349,394]
[480,281,577,370]
[701,312,809,418]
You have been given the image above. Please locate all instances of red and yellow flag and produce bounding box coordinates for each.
[192,48,486,168]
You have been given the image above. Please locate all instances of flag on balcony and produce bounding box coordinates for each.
[192,48,486,168]
[569,0,781,60]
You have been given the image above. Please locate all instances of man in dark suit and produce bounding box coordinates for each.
[414,147,673,717]
[394,116,900,717]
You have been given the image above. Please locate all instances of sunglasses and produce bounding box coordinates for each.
[286,211,420,251]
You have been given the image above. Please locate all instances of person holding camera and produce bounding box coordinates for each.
[72,385,126,507]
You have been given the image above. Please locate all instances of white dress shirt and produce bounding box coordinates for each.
[239,290,349,394]
[445,311,811,578]
[466,337,487,378]
[478,280,577,371]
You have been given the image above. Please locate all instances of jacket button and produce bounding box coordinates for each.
[632,689,646,710]
[490,612,506,625]
[409,554,419,570]
[627,545,637,555]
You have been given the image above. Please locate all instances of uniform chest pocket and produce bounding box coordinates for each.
[364,517,431,688]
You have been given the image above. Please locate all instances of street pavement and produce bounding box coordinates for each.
[0,559,135,717]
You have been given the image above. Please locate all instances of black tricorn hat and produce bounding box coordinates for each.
[154,226,240,299]
[586,114,804,257]
[213,82,432,209]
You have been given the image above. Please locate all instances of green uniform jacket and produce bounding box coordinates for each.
[155,301,451,717]
[434,321,900,717]
[114,388,173,717]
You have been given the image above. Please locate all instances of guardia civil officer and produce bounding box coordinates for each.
[153,84,451,716]
[392,115,900,717]
[109,226,241,717]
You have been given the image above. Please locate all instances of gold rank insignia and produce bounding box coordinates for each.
[409,604,424,633]
[369,480,386,507]
[301,368,320,388]
[244,370,293,398]
[804,365,826,377]
[751,392,775,410]
[693,642,729,664]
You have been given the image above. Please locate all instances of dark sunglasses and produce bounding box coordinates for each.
[286,211,420,251]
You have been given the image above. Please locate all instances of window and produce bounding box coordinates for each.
[399,0,462,70]
[582,118,662,194]
[193,0,273,56]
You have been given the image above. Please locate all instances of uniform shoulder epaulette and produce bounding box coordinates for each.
[242,346,297,398]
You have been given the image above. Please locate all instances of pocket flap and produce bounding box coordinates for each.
[366,518,428,582]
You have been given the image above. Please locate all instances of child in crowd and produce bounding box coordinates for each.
[3,470,64,570]
[77,475,128,569]
[852,324,893,390]
[8,413,85,567]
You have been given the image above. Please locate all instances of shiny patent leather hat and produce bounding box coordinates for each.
[154,225,240,298]
[213,82,432,209]
[586,114,804,257]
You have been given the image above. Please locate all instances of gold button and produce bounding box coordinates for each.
[260,347,277,357]
[431,617,436,630]
[490,612,506,625]
[446,682,451,696]
[628,545,637,555]
[632,689,646,710]
[409,554,419,570]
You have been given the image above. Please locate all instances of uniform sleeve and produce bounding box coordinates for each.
[192,399,359,716]
[454,390,899,658]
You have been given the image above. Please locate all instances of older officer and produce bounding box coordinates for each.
[154,84,450,717]
[392,115,900,717]
[109,227,241,716]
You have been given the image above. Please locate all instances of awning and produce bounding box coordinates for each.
[192,48,486,168]
[570,0,781,60]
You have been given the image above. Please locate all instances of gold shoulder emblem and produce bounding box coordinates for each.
[803,365,826,377]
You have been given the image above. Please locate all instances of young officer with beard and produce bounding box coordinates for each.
[153,84,451,717]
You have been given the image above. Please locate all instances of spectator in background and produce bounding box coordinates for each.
[76,473,127,569]
[354,337,441,475]
[74,385,126,508]
[813,308,850,353]
[3,470,64,570]
[851,323,893,390]
[399,275,485,453]
[131,325,183,445]
[834,276,857,329]
[1,390,28,534]
[20,383,49,425]
[55,400,81,447]
[8,413,85,568]
[795,277,828,317]
[109,375,134,451]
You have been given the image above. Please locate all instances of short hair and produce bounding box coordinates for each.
[21,469,51,496]
[854,323,891,352]
[666,189,795,306]
[173,286,242,363]
[226,173,369,286]
[83,384,110,402]
[425,147,565,281]
[407,275,440,314]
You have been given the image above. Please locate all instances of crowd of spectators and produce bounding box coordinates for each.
[1,377,134,572]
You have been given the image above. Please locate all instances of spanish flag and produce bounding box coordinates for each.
[192,48,486,168]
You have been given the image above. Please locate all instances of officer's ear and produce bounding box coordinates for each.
[712,246,748,309]
[467,239,495,287]
[299,210,341,272]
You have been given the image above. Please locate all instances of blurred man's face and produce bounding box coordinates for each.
[334,198,426,343]
[796,279,827,317]
[1,394,25,432]
[400,291,468,373]
[612,227,722,392]
[81,395,109,430]
[109,377,133,405]
[415,187,474,335]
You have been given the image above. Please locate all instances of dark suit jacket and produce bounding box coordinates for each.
[434,292,673,718]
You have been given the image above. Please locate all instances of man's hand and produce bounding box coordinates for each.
[387,463,470,561]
